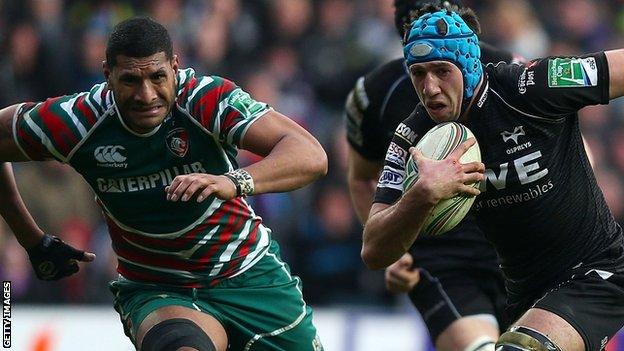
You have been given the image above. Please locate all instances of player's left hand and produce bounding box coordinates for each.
[385,253,421,293]
[166,173,237,202]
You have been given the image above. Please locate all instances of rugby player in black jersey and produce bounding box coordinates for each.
[346,1,519,350]
[362,4,624,351]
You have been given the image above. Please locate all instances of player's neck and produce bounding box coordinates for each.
[458,76,485,123]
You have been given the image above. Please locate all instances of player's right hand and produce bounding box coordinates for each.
[385,253,420,293]
[409,138,484,202]
[26,234,96,281]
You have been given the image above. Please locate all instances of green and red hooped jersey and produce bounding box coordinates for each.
[13,68,275,287]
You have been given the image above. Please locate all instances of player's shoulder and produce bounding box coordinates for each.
[176,68,238,109]
[364,58,410,99]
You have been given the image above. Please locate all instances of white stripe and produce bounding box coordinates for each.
[185,76,215,110]
[117,256,200,280]
[236,225,270,271]
[213,98,229,137]
[229,243,269,279]
[66,108,114,162]
[121,224,221,259]
[216,220,253,262]
[101,197,225,238]
[11,103,32,160]
[91,83,106,108]
[209,262,223,277]
[585,268,614,280]
[226,108,271,145]
[176,69,189,96]
[23,108,66,162]
[59,94,88,137]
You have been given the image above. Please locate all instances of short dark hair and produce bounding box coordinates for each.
[394,0,463,38]
[106,17,173,67]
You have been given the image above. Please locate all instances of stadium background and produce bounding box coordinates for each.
[1,0,624,350]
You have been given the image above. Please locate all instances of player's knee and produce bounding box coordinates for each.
[141,318,216,351]
[463,336,496,351]
[495,326,562,351]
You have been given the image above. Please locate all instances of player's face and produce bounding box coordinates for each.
[104,52,179,133]
[409,61,463,122]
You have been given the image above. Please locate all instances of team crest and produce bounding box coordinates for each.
[166,127,190,157]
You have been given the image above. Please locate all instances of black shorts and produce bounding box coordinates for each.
[408,267,508,342]
[507,245,624,351]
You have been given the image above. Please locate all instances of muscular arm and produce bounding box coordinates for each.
[239,110,328,194]
[347,146,382,223]
[0,105,44,248]
[606,49,624,99]
[362,182,437,270]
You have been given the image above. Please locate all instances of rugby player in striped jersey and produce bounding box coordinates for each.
[0,17,326,351]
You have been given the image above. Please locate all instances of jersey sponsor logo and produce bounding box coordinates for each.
[96,161,207,193]
[166,127,190,157]
[547,57,598,88]
[474,179,554,210]
[480,150,549,192]
[94,145,128,169]
[517,69,535,94]
[395,123,417,143]
[378,166,404,188]
[227,89,265,116]
[385,142,408,167]
[501,126,525,145]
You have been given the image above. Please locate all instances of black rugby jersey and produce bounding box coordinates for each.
[346,43,513,272]
[375,52,623,301]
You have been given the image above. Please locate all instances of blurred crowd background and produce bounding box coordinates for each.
[1,0,624,308]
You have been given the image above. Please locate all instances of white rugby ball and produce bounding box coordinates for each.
[403,122,481,236]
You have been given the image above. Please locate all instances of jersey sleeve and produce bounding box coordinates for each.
[373,108,434,204]
[12,83,108,162]
[345,75,386,160]
[183,74,271,147]
[490,52,610,119]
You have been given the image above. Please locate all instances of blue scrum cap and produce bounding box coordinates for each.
[403,10,482,99]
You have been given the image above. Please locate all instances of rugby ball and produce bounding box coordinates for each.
[403,122,481,236]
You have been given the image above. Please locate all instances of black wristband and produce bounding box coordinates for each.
[223,173,242,197]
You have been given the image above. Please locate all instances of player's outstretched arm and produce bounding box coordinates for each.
[0,105,95,280]
[347,146,382,223]
[362,139,483,269]
[606,49,624,99]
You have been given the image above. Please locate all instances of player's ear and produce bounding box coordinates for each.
[171,54,179,72]
[103,60,111,82]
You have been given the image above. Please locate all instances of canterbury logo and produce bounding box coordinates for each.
[501,126,525,145]
[94,145,127,163]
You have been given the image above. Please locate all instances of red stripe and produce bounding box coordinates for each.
[196,202,238,262]
[76,95,97,125]
[37,97,79,156]
[178,77,198,104]
[222,109,241,132]
[17,125,48,160]
[193,85,221,126]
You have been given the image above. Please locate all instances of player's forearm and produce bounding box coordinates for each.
[347,177,377,224]
[0,162,44,248]
[244,133,327,195]
[362,183,436,270]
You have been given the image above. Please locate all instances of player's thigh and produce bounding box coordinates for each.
[436,316,499,351]
[136,305,228,351]
[523,268,624,351]
[511,308,583,351]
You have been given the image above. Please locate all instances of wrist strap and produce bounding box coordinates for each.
[224,169,254,197]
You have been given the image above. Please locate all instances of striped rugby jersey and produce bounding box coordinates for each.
[13,68,274,287]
